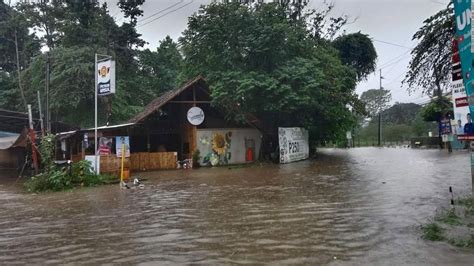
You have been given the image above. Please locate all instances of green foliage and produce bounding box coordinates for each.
[138,36,183,94]
[192,149,201,166]
[421,223,445,241]
[435,209,462,226]
[422,197,474,249]
[449,235,474,248]
[38,133,55,173]
[0,2,41,111]
[25,159,112,192]
[355,102,437,143]
[180,2,373,143]
[332,32,377,81]
[419,97,452,122]
[117,0,145,25]
[382,103,421,124]
[404,5,453,96]
[360,89,392,117]
[22,47,100,127]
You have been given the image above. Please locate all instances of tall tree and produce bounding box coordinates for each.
[17,0,65,49]
[0,2,41,111]
[360,89,392,118]
[138,36,183,94]
[180,2,369,142]
[403,5,453,96]
[117,0,145,25]
[332,32,377,81]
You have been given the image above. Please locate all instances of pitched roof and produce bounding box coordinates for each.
[128,76,206,124]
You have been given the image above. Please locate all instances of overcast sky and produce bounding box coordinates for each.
[14,0,450,104]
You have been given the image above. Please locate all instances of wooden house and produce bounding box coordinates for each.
[61,76,262,176]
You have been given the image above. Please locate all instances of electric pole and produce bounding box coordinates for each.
[45,52,50,133]
[378,69,383,147]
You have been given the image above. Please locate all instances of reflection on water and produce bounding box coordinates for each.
[0,148,473,264]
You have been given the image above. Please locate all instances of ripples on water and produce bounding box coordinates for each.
[0,148,473,264]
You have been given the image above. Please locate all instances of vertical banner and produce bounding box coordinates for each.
[278,127,309,164]
[116,136,130,158]
[97,59,115,96]
[98,137,113,155]
[454,0,474,114]
[452,38,470,136]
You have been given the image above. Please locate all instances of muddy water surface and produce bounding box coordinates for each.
[1,148,473,264]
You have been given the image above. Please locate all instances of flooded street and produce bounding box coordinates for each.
[1,148,473,264]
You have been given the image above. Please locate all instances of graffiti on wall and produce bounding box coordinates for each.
[200,132,232,166]
[278,127,309,164]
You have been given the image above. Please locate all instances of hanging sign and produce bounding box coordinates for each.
[97,59,115,96]
[187,107,205,126]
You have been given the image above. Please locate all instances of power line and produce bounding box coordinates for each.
[373,39,413,50]
[378,50,411,70]
[139,1,185,24]
[138,0,194,28]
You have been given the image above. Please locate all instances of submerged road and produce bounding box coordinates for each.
[0,148,473,264]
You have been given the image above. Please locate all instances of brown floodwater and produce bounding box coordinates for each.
[0,148,473,264]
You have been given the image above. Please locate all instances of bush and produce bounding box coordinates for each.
[25,167,72,192]
[192,149,201,167]
[25,160,113,192]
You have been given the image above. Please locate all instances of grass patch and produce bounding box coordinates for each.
[458,197,474,215]
[435,209,463,226]
[449,235,474,248]
[421,222,445,241]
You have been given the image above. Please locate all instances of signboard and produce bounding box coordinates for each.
[346,131,352,140]
[85,155,100,174]
[453,0,474,114]
[116,136,130,158]
[97,59,115,96]
[98,137,112,155]
[278,127,309,164]
[442,134,449,143]
[187,107,205,126]
[440,118,452,135]
[458,134,474,141]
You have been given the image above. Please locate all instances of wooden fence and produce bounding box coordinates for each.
[71,152,178,177]
[130,152,177,171]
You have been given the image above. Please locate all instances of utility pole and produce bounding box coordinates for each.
[14,30,27,110]
[45,52,51,133]
[378,69,383,146]
[37,91,44,137]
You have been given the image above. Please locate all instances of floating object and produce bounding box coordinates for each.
[133,177,141,186]
[121,181,130,189]
[133,177,145,189]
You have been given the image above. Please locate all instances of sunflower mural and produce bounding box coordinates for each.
[201,131,232,166]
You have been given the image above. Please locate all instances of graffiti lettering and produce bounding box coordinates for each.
[288,142,300,154]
